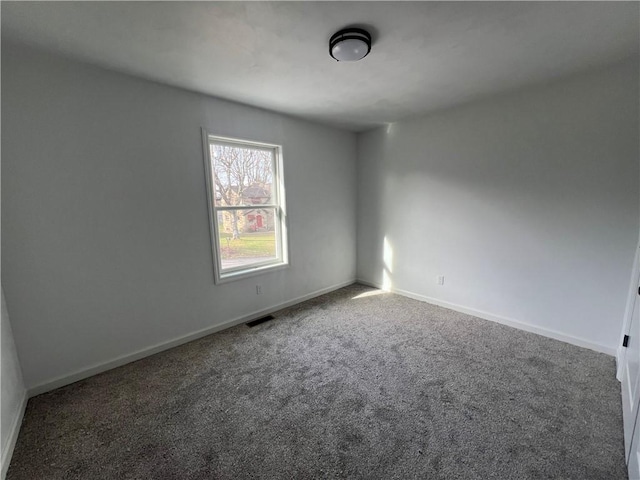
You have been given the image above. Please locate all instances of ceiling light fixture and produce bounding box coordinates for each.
[329,28,372,62]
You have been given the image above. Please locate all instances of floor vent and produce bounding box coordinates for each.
[246,315,275,328]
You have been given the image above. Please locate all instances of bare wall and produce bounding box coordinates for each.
[2,44,357,390]
[1,289,26,479]
[357,59,639,353]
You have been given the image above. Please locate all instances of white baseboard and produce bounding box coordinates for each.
[27,277,616,397]
[357,279,616,357]
[28,279,356,397]
[1,390,27,480]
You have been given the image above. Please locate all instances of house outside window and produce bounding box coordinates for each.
[202,131,288,283]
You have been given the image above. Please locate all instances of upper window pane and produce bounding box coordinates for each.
[210,143,275,207]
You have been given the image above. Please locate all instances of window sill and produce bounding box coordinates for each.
[215,261,289,285]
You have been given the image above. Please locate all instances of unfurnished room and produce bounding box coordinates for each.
[1,2,639,479]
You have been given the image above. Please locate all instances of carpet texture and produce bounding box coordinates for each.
[7,284,626,479]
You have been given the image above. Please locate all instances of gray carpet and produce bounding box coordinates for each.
[8,284,626,479]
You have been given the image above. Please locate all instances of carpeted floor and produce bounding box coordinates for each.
[8,284,626,479]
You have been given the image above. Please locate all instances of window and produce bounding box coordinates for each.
[202,131,288,283]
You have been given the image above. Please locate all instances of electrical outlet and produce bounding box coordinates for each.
[437,275,445,286]
[256,285,262,295]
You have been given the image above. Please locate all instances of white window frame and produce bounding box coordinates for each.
[201,129,289,284]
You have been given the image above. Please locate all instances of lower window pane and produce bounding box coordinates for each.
[217,208,278,272]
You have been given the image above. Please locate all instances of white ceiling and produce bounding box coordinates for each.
[2,2,638,131]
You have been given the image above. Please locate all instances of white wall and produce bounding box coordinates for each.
[1,43,357,391]
[1,289,27,479]
[357,59,639,354]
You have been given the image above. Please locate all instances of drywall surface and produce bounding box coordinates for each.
[2,44,357,390]
[357,59,639,353]
[1,289,26,478]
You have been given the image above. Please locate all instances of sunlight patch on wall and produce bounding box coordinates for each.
[383,236,393,273]
[382,236,393,291]
[385,122,396,136]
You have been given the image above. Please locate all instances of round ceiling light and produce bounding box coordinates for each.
[329,28,372,62]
